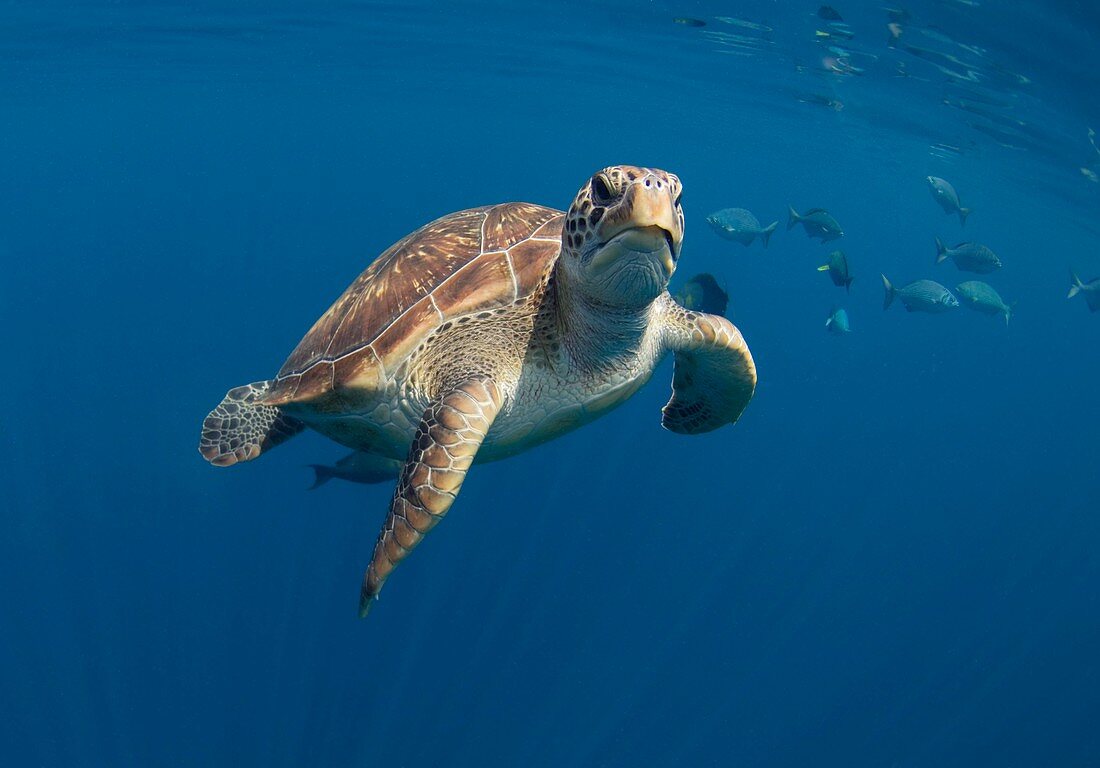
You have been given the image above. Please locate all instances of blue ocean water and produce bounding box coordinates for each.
[2,1,1099,765]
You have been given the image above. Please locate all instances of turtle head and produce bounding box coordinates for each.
[561,165,684,309]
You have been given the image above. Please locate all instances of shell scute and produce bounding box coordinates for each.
[370,297,445,364]
[483,202,558,251]
[268,203,563,403]
[509,236,560,296]
[429,251,517,317]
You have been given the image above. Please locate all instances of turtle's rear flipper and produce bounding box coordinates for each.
[661,307,757,434]
[199,380,305,467]
[359,377,503,618]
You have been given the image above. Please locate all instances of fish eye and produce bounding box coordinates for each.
[592,174,614,205]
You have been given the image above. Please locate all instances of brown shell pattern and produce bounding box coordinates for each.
[265,202,564,404]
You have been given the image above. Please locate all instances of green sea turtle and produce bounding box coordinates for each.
[198,165,757,617]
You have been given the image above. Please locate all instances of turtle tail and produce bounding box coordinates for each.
[199,380,305,467]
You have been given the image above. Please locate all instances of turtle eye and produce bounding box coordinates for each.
[591,174,614,205]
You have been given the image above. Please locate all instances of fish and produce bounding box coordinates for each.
[675,273,729,316]
[705,207,778,247]
[308,451,403,489]
[674,17,706,27]
[882,275,959,313]
[787,205,844,242]
[927,176,971,225]
[956,280,1013,326]
[1067,270,1100,312]
[825,307,851,334]
[935,238,1001,273]
[817,250,854,292]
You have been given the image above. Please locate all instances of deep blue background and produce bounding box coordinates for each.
[2,1,1098,765]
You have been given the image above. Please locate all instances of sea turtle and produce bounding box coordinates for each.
[198,165,757,617]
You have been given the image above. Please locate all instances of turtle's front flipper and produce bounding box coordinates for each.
[199,381,305,466]
[359,378,503,618]
[660,302,757,434]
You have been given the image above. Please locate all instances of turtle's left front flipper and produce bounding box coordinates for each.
[359,378,502,618]
[660,302,757,434]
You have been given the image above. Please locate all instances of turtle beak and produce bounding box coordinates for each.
[589,226,677,278]
[588,177,682,276]
[628,180,682,259]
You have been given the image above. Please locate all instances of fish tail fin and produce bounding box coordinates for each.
[959,207,971,226]
[1003,305,1012,327]
[845,276,854,293]
[308,464,336,490]
[786,205,800,230]
[935,237,948,264]
[882,274,895,310]
[760,221,778,248]
[1068,270,1084,299]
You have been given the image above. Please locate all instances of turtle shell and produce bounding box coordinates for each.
[262,202,564,405]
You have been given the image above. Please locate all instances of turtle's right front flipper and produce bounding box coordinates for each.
[359,378,503,618]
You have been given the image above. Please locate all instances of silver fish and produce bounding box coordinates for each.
[787,205,844,241]
[1068,270,1100,313]
[956,281,1013,326]
[706,208,778,247]
[927,176,971,225]
[825,307,851,334]
[935,238,1001,273]
[882,275,959,313]
[675,272,729,316]
[817,249,854,292]
[309,451,403,489]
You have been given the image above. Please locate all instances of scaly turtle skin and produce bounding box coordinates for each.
[199,165,757,617]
